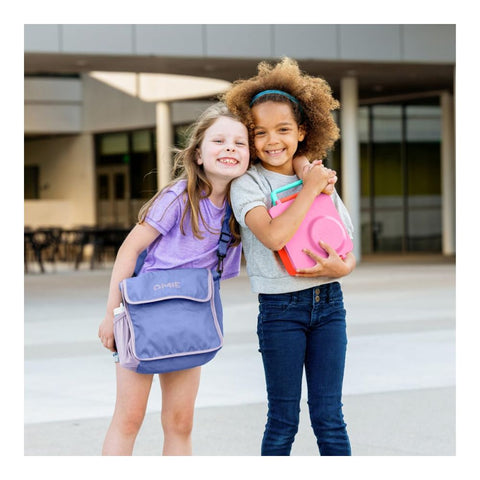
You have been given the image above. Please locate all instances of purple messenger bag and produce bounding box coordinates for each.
[113,204,232,374]
[114,268,223,374]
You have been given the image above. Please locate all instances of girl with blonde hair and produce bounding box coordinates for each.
[98,102,250,455]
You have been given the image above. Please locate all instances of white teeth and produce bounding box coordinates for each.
[219,158,238,164]
[267,149,283,154]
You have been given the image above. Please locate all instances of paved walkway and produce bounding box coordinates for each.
[24,255,455,456]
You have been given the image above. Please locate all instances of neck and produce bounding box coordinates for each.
[260,161,295,176]
[208,182,228,208]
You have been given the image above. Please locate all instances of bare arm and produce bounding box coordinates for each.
[295,241,356,278]
[293,155,337,195]
[245,164,334,251]
[292,157,353,279]
[98,222,160,352]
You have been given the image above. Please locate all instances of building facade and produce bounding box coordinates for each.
[24,24,456,259]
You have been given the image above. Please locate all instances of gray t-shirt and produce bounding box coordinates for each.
[230,164,354,294]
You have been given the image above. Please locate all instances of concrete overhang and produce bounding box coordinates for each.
[89,71,231,102]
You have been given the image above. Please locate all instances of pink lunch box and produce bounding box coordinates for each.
[268,180,353,275]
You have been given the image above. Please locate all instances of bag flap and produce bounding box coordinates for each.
[120,268,213,305]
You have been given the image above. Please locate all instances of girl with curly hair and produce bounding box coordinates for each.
[222,58,356,456]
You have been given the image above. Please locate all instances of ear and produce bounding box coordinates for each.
[195,148,203,165]
[298,125,306,142]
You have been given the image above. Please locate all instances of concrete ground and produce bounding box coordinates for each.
[24,255,455,457]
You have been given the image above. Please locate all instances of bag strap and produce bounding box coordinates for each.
[216,202,233,277]
[133,249,148,276]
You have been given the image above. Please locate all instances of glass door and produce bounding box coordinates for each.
[359,100,441,254]
[405,105,442,251]
[371,105,404,252]
[97,165,131,227]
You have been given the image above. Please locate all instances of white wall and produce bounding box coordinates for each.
[82,75,155,132]
[24,134,96,227]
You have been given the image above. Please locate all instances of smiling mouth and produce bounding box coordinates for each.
[265,148,285,156]
[218,157,239,165]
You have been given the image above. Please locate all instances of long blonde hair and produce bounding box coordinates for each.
[138,102,242,246]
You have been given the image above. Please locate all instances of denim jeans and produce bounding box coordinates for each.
[257,281,351,456]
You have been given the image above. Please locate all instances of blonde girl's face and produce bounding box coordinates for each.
[251,101,305,175]
[196,116,250,184]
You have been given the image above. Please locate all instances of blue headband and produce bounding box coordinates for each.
[249,89,301,107]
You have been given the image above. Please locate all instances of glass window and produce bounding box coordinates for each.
[358,101,442,254]
[96,129,157,200]
[98,174,109,200]
[114,173,126,200]
[372,105,402,142]
[100,133,129,155]
[358,106,371,197]
[25,165,39,199]
[131,152,157,199]
[371,105,403,251]
[406,106,441,142]
[132,130,151,153]
[406,105,442,251]
[358,107,369,143]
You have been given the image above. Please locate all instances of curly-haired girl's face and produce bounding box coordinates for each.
[251,101,305,175]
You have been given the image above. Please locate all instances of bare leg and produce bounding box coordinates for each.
[102,365,153,455]
[159,366,201,456]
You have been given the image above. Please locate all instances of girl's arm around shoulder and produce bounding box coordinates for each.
[98,222,160,352]
[293,156,337,195]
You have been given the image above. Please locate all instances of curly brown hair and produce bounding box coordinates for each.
[221,57,340,161]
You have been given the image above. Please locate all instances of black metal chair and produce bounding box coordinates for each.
[26,227,61,273]
[89,227,130,269]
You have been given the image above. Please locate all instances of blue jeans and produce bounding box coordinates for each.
[257,282,351,456]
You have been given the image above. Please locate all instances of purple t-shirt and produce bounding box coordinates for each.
[139,180,242,280]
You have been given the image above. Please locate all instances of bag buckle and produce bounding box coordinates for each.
[216,253,225,276]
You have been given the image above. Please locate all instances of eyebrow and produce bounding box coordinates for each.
[254,121,294,130]
[209,133,248,141]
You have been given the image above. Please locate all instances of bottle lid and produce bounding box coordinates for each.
[113,303,124,315]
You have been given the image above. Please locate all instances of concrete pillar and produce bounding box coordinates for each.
[155,102,173,190]
[340,76,361,261]
[440,91,455,255]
